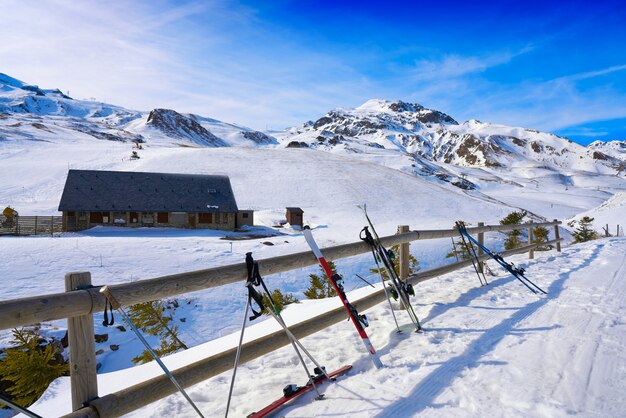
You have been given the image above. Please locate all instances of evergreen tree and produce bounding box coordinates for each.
[370,245,420,280]
[128,300,187,364]
[0,328,68,407]
[304,261,338,299]
[573,216,598,243]
[262,289,299,315]
[531,226,551,250]
[446,237,472,261]
[500,210,527,250]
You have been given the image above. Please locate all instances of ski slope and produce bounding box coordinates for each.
[22,237,626,417]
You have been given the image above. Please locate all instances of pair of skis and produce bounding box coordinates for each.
[228,252,351,418]
[359,204,422,333]
[456,221,547,294]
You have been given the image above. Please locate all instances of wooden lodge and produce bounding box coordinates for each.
[58,170,252,231]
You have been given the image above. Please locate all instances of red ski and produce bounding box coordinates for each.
[303,227,384,369]
[247,365,353,418]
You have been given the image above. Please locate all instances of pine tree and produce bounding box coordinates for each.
[446,237,472,261]
[500,210,527,250]
[531,226,551,250]
[262,289,299,315]
[573,216,598,243]
[127,300,187,365]
[304,262,338,299]
[370,245,420,280]
[0,328,68,407]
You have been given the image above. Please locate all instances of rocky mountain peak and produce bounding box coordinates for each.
[146,108,225,147]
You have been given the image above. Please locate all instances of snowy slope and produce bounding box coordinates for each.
[566,192,626,236]
[0,73,275,148]
[22,238,626,418]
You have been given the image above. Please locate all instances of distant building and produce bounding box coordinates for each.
[58,169,252,231]
[285,207,304,227]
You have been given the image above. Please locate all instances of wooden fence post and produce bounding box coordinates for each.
[528,221,534,259]
[64,272,98,411]
[34,216,38,235]
[397,225,410,279]
[553,219,561,252]
[477,222,484,273]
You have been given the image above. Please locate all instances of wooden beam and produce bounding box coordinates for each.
[65,272,98,411]
[397,225,410,279]
[0,221,562,330]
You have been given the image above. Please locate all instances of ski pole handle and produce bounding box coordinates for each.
[100,285,121,310]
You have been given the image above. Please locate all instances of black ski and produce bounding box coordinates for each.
[456,221,547,294]
[359,205,422,332]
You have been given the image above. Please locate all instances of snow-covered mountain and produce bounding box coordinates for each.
[588,139,626,164]
[0,73,276,147]
[277,99,624,174]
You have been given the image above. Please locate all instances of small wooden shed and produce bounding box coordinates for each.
[285,207,304,227]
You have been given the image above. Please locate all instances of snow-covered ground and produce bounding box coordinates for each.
[23,237,626,418]
[1,129,625,417]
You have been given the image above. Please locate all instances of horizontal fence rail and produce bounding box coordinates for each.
[62,236,563,418]
[0,221,561,330]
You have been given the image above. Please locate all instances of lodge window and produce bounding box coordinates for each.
[130,212,139,223]
[242,213,249,219]
[198,213,213,224]
[157,212,169,223]
[67,211,76,217]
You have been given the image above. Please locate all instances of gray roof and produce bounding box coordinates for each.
[58,170,238,213]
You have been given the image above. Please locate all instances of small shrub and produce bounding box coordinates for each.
[128,300,187,364]
[304,262,338,299]
[262,289,299,315]
[0,328,68,407]
[573,216,598,243]
[500,210,527,250]
[532,226,551,250]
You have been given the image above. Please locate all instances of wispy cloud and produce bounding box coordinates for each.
[410,47,534,81]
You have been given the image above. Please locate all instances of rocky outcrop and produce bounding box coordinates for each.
[146,109,225,146]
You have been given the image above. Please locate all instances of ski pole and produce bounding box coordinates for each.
[99,286,204,418]
[0,394,42,418]
[225,297,251,418]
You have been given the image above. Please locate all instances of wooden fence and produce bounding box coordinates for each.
[0,215,63,236]
[0,220,563,417]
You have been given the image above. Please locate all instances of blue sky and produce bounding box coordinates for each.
[2,0,626,144]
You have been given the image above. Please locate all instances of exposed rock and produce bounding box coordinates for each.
[116,325,126,332]
[147,109,226,146]
[592,151,609,160]
[286,141,309,148]
[109,344,120,351]
[242,130,276,144]
[94,333,109,343]
[531,142,543,153]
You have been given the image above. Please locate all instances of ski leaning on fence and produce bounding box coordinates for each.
[302,226,384,369]
[455,221,547,294]
[247,365,353,418]
[227,253,335,418]
[454,221,489,287]
[358,205,422,332]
